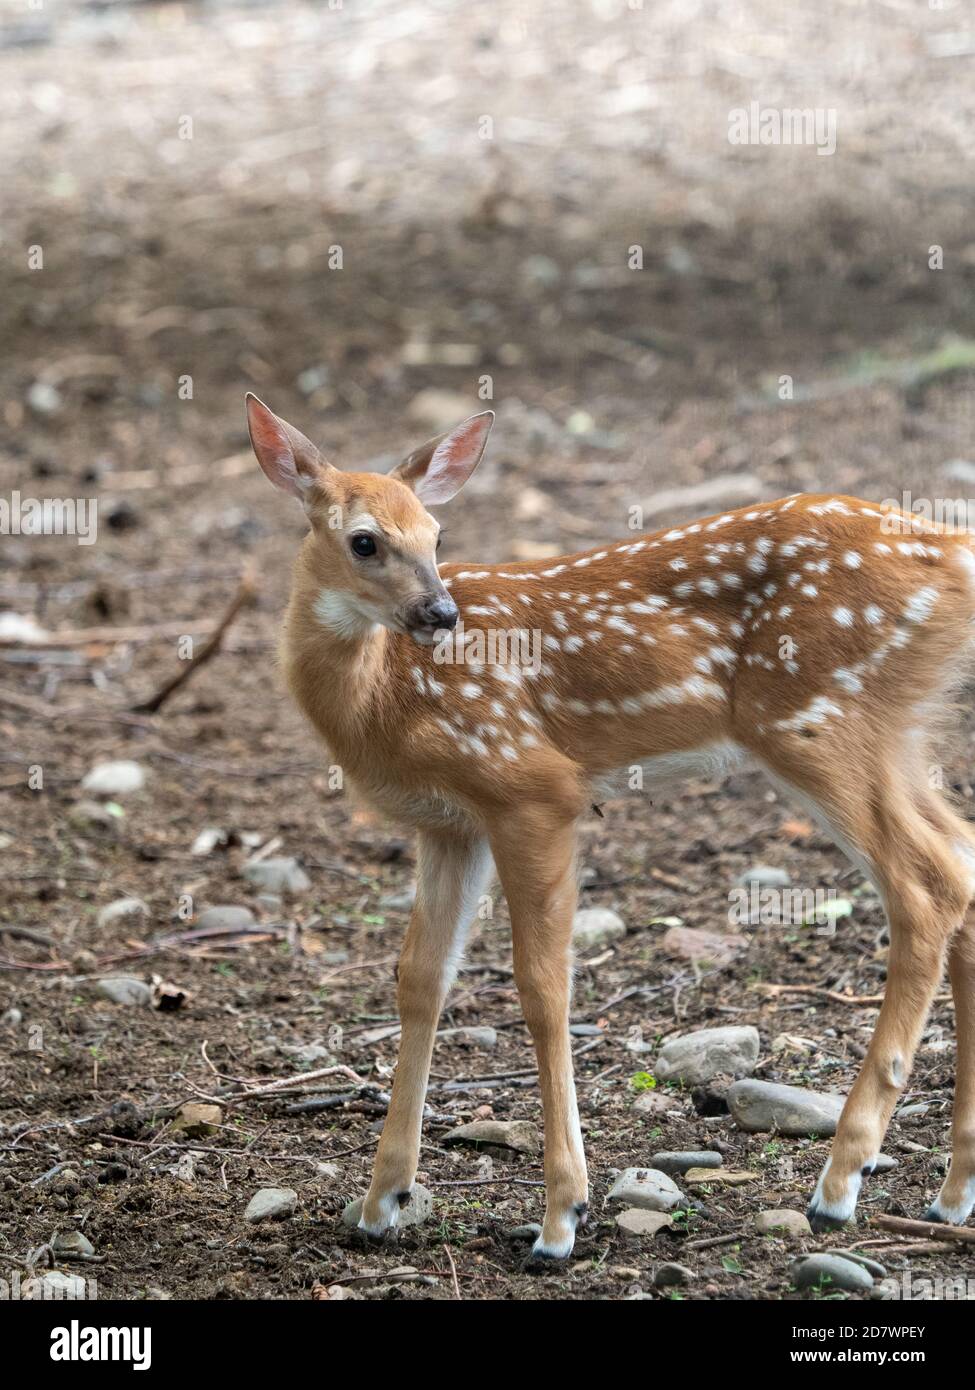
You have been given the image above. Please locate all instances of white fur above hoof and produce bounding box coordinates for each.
[925,1177,975,1227]
[343,1192,400,1239]
[344,1183,435,1238]
[527,1202,588,1264]
[806,1159,861,1231]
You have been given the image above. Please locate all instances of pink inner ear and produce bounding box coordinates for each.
[418,415,491,505]
[248,402,301,497]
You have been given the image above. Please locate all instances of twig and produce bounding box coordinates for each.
[427,1177,545,1188]
[870,1214,975,1244]
[0,619,216,650]
[756,983,952,1007]
[684,1231,746,1251]
[220,1065,368,1108]
[443,1244,462,1300]
[131,569,257,713]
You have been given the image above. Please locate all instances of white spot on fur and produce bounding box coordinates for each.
[833,667,863,694]
[775,695,843,732]
[903,586,939,624]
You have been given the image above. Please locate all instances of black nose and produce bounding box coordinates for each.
[421,595,458,629]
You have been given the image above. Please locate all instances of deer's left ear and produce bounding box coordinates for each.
[391,411,494,506]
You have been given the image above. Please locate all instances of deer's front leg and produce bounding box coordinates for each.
[490,812,588,1261]
[359,828,493,1237]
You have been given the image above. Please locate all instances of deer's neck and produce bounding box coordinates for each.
[284,551,392,750]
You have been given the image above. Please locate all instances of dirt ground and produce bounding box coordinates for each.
[3,0,975,1301]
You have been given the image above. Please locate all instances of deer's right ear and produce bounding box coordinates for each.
[245,394,332,500]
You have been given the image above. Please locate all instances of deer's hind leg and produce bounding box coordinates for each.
[909,792,975,1224]
[748,732,972,1231]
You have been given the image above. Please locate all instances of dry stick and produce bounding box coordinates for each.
[684,1230,747,1251]
[870,1214,975,1245]
[219,1065,368,1108]
[756,983,952,1007]
[443,1244,462,1300]
[131,569,257,714]
[0,619,216,650]
[428,1177,545,1189]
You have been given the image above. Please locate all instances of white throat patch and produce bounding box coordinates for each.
[313,588,378,639]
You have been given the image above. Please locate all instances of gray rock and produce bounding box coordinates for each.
[651,1151,722,1176]
[615,1208,675,1236]
[654,1262,695,1288]
[379,888,416,912]
[633,1090,678,1116]
[244,1187,298,1223]
[437,1026,497,1049]
[738,864,791,888]
[442,1120,541,1154]
[830,1250,888,1279]
[506,1223,543,1242]
[53,1230,96,1258]
[315,1162,341,1181]
[791,1253,874,1293]
[190,826,228,856]
[242,857,311,895]
[69,801,121,835]
[728,1079,845,1136]
[197,905,256,932]
[342,1183,434,1229]
[408,389,473,432]
[521,253,562,287]
[662,923,747,965]
[654,1025,760,1086]
[96,897,150,930]
[872,1154,898,1172]
[96,977,152,1007]
[756,1208,812,1236]
[27,381,63,415]
[943,458,975,484]
[256,893,282,912]
[81,760,146,796]
[1,1007,23,1027]
[572,907,626,949]
[280,1041,333,1064]
[608,1167,685,1212]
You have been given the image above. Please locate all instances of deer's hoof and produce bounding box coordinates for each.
[806,1159,860,1233]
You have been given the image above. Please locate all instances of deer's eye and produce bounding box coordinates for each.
[350,533,377,558]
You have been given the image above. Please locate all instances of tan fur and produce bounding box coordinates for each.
[256,402,975,1250]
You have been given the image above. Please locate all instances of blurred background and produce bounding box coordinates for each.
[3,0,975,1301]
[2,0,975,586]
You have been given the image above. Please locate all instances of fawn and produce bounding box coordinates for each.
[247,393,975,1259]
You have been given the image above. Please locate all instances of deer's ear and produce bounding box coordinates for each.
[391,411,494,506]
[246,394,332,500]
